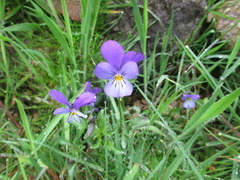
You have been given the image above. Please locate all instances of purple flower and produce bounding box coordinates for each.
[85,81,101,94]
[49,89,96,123]
[181,94,200,109]
[94,40,145,98]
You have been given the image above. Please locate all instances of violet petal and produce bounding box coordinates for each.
[120,61,139,79]
[90,87,102,94]
[73,92,97,109]
[100,40,124,69]
[104,78,133,97]
[94,62,117,79]
[189,94,200,100]
[182,94,200,101]
[53,107,71,115]
[84,81,92,92]
[122,51,145,65]
[50,89,71,107]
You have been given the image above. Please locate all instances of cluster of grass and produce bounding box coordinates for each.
[0,0,240,179]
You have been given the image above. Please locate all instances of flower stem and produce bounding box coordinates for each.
[117,98,126,131]
[186,108,190,120]
[63,114,70,151]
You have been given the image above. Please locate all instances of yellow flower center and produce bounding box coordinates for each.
[71,112,77,115]
[114,75,123,81]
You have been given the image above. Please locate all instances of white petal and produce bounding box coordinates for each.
[76,110,87,118]
[104,78,133,98]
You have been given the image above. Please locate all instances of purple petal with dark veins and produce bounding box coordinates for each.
[73,92,97,109]
[120,61,139,79]
[104,78,133,98]
[94,62,117,79]
[100,40,124,69]
[53,108,71,115]
[50,89,71,107]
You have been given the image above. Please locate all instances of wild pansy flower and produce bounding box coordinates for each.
[49,89,96,123]
[181,94,200,109]
[94,40,145,98]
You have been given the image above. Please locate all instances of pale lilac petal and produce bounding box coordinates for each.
[73,115,81,123]
[100,40,124,69]
[73,92,96,109]
[71,114,81,123]
[86,122,95,137]
[104,78,133,97]
[122,51,145,65]
[183,100,196,108]
[67,114,75,123]
[120,61,139,79]
[50,89,71,107]
[53,108,71,115]
[67,110,85,123]
[94,62,117,79]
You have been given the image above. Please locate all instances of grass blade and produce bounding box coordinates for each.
[15,99,38,158]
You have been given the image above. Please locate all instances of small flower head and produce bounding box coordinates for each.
[85,81,102,94]
[49,89,96,123]
[94,40,145,98]
[181,94,200,109]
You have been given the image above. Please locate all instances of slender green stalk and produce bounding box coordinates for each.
[80,0,101,81]
[131,0,148,93]
[15,99,38,159]
[118,98,125,129]
[0,0,11,108]
[60,0,76,68]
[18,156,28,180]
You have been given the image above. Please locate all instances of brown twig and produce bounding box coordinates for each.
[0,100,24,134]
[221,115,240,137]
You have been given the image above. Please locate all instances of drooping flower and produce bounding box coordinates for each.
[84,81,102,94]
[181,94,200,109]
[49,89,96,123]
[94,40,145,98]
[84,81,101,107]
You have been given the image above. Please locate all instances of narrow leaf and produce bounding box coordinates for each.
[3,23,40,32]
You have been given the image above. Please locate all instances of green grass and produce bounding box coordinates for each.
[1,0,240,179]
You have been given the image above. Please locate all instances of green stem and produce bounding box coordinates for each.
[0,1,11,109]
[117,98,126,132]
